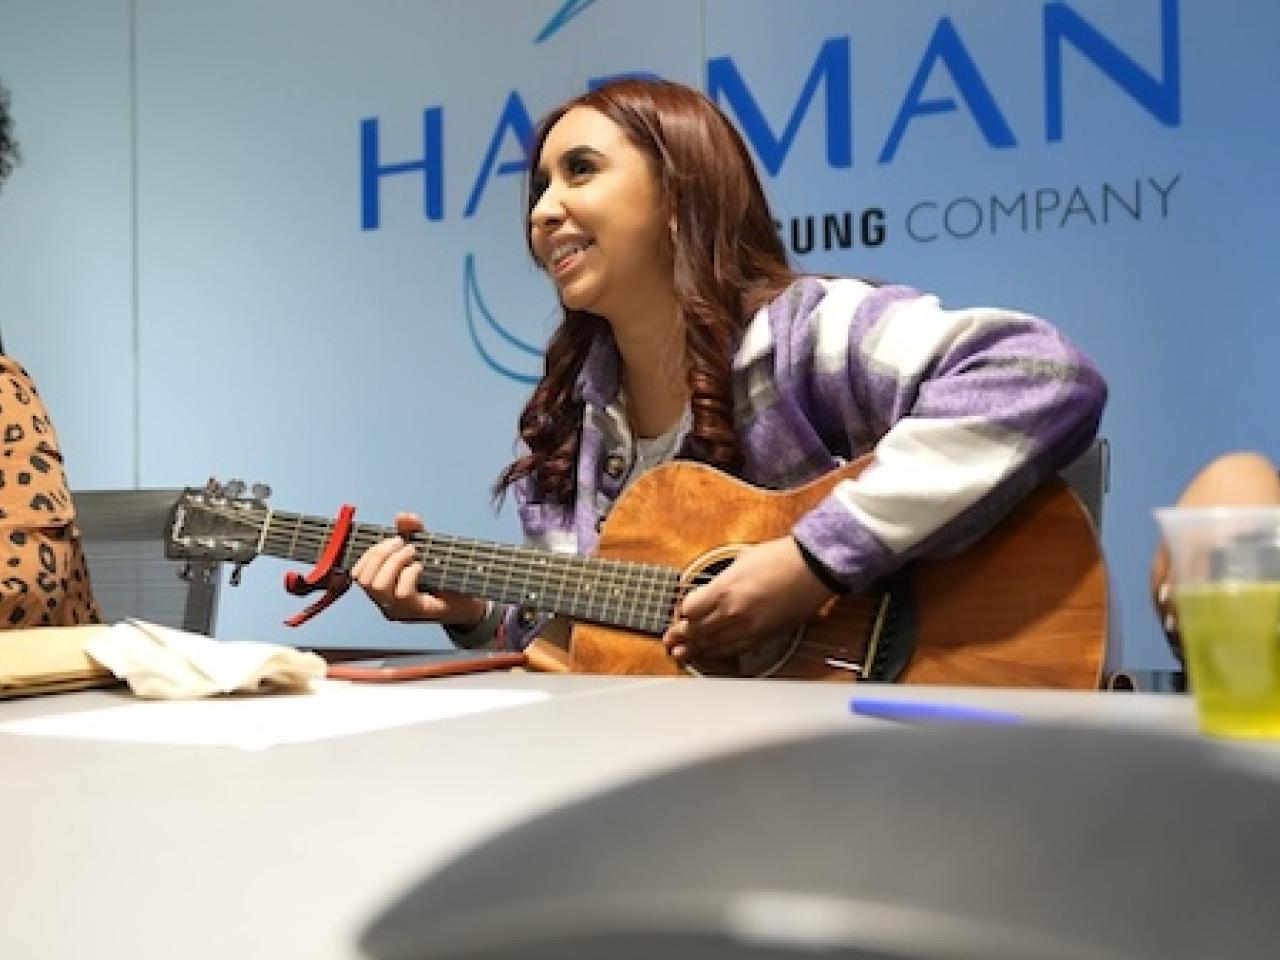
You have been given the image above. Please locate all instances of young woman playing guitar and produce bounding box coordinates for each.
[351,78,1108,678]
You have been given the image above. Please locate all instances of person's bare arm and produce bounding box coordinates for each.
[1152,452,1280,648]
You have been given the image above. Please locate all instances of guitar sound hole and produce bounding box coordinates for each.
[679,556,802,679]
[684,629,802,679]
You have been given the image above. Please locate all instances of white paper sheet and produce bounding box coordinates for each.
[0,680,548,749]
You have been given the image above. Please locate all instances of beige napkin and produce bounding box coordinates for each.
[84,620,326,700]
[0,624,117,698]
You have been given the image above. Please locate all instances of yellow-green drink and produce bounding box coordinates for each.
[1175,581,1280,737]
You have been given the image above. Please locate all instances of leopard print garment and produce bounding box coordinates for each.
[0,356,101,627]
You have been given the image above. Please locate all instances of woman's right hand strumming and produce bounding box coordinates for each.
[351,512,489,628]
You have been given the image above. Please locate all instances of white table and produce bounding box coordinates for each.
[0,674,1254,959]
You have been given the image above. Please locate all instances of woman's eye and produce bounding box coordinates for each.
[568,157,595,178]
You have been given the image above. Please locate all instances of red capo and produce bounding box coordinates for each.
[283,504,356,627]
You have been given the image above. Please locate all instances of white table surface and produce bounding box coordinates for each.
[0,674,1261,959]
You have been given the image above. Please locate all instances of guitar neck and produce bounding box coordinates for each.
[256,509,680,635]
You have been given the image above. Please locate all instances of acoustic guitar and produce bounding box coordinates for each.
[165,459,1106,688]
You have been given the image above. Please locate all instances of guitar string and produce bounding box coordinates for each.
[189,503,695,630]
[188,501,883,620]
[186,500,884,672]
[249,507,760,599]
[352,525,686,618]
[184,500,881,637]
[197,502,684,589]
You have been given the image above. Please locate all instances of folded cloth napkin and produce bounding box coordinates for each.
[84,620,326,700]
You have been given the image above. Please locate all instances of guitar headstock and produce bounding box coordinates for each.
[165,479,272,565]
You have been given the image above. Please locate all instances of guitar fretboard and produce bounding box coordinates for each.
[246,507,683,636]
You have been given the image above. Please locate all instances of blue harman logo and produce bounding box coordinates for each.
[359,0,1182,383]
[535,1,598,44]
[465,2,606,385]
[463,253,542,385]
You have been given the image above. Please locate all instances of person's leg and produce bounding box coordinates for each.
[1151,452,1280,654]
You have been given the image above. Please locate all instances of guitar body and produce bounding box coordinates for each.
[558,460,1106,689]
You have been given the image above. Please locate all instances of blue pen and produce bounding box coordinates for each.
[850,697,1022,726]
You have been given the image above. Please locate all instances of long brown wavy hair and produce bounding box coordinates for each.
[496,78,794,504]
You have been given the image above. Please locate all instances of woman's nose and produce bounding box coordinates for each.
[530,184,565,229]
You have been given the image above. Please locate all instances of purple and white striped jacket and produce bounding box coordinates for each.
[495,276,1107,650]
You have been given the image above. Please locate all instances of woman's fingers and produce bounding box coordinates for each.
[351,535,419,617]
[394,512,424,535]
[663,538,834,664]
[663,604,733,662]
[395,559,426,605]
[369,542,414,595]
[349,513,483,623]
[352,535,403,581]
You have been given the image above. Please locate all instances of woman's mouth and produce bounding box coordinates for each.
[549,239,593,276]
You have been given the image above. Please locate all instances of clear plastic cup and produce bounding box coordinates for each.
[1154,506,1280,737]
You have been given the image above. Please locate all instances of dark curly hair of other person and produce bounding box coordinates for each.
[0,80,19,189]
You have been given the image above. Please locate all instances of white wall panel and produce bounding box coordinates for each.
[0,0,135,488]
[2,0,1277,668]
[133,0,701,647]
[706,0,1279,669]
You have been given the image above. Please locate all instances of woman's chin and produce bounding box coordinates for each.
[555,284,600,314]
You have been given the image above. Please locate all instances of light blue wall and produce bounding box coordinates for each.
[0,0,135,484]
[1,0,1275,669]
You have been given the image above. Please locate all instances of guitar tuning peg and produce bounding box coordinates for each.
[224,480,246,498]
[229,562,245,587]
[177,562,193,582]
[251,483,272,500]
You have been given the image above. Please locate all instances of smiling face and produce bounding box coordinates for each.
[528,106,674,324]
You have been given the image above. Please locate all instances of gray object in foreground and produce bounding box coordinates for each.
[362,723,1279,960]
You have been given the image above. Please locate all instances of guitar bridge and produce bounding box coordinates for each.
[860,569,919,683]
